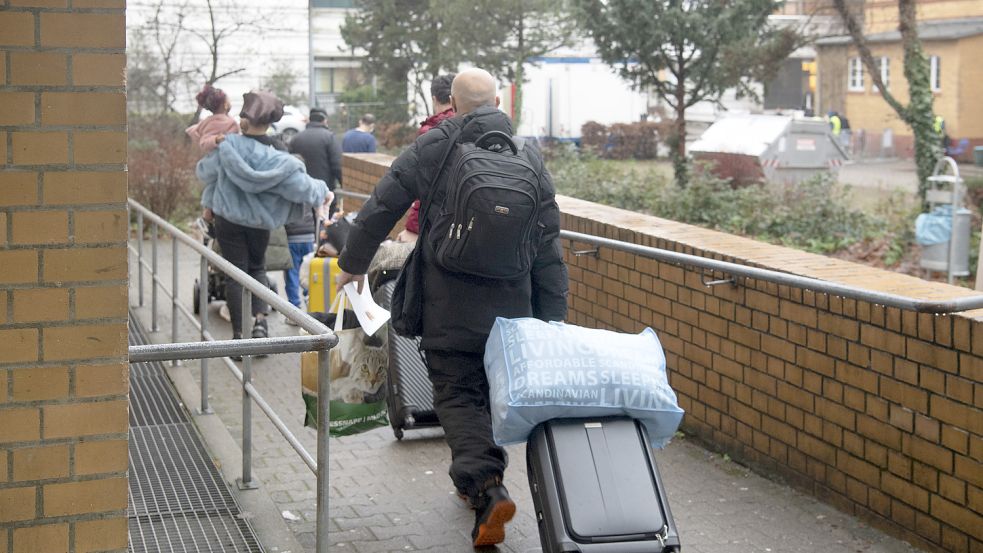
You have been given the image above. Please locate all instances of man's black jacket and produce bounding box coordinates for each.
[338,106,568,353]
[287,122,343,234]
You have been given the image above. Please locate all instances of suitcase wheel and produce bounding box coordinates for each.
[393,427,404,440]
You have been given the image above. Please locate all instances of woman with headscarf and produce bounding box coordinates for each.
[198,90,331,345]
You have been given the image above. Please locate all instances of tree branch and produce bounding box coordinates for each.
[832,0,908,120]
[213,67,247,81]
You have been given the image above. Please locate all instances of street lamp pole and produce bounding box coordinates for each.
[308,0,316,107]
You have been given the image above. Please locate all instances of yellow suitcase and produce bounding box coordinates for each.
[308,256,340,313]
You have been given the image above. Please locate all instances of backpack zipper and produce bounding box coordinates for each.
[454,172,539,226]
[448,182,538,262]
[443,148,536,214]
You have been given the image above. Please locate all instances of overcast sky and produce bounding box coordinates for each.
[127,0,313,112]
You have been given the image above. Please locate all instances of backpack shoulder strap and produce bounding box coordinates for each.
[418,128,462,235]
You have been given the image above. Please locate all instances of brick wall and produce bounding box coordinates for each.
[865,0,983,34]
[342,153,983,552]
[0,1,128,552]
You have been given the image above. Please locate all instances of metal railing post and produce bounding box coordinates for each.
[199,256,212,414]
[151,222,159,332]
[137,211,144,306]
[237,289,258,490]
[315,347,331,553]
[171,238,179,366]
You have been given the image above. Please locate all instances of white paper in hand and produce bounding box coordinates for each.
[342,282,390,336]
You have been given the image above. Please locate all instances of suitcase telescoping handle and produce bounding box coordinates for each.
[475,130,519,155]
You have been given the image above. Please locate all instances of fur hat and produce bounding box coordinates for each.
[239,91,284,126]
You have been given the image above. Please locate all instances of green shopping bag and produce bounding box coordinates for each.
[301,289,389,436]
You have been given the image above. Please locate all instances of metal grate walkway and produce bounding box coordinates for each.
[129,313,264,553]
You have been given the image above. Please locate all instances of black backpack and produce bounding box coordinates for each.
[422,130,545,279]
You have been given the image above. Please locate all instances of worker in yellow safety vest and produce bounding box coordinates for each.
[828,111,841,135]
[933,115,951,150]
[828,111,851,150]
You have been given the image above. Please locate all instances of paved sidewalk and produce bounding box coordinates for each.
[129,239,922,553]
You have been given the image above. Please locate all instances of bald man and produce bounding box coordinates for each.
[336,68,568,547]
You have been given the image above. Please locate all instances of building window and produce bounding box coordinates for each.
[875,56,889,91]
[848,57,864,92]
[930,55,941,91]
[311,0,354,7]
[314,67,362,95]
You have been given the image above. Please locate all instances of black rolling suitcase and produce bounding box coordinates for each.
[527,417,681,553]
[372,278,441,439]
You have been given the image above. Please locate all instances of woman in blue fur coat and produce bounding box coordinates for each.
[197,91,330,342]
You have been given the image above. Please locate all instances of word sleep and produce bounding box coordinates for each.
[511,369,666,390]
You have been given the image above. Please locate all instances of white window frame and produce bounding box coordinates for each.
[930,55,941,92]
[875,56,889,91]
[848,57,864,92]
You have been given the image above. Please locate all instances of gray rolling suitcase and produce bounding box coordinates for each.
[526,417,681,553]
[372,278,441,439]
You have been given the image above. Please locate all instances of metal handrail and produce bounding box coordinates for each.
[130,199,331,336]
[129,334,334,362]
[335,188,371,201]
[126,198,334,553]
[335,188,983,314]
[560,231,983,314]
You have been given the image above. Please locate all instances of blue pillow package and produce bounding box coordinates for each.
[484,317,684,447]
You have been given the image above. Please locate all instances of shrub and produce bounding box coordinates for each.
[768,175,886,252]
[128,113,200,222]
[579,121,662,160]
[580,121,608,157]
[375,122,417,150]
[607,122,661,160]
[966,176,983,211]
[651,166,763,235]
[550,153,890,256]
[548,149,662,212]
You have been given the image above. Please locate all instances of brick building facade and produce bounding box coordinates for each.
[0,1,129,551]
[816,1,983,159]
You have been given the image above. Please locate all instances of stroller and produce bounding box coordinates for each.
[192,218,292,314]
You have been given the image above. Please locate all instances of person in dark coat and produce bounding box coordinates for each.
[282,108,344,313]
[335,68,568,547]
[289,107,343,210]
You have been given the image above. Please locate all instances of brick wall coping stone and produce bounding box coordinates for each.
[557,194,983,320]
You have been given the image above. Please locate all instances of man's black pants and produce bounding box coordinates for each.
[214,215,270,336]
[425,349,507,500]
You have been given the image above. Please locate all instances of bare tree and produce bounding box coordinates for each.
[149,1,193,113]
[127,0,197,115]
[832,0,940,206]
[261,63,307,107]
[126,27,164,114]
[186,0,268,124]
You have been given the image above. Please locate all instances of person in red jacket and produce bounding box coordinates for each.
[398,73,456,242]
